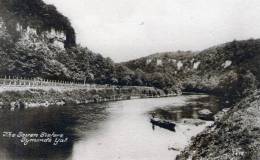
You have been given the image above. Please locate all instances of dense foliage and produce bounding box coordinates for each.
[123,40,260,100]
[0,0,259,99]
[0,0,75,48]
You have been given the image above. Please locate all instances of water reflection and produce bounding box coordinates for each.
[0,103,109,160]
[69,96,207,160]
[0,95,215,160]
[150,96,221,121]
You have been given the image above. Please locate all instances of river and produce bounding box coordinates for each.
[0,95,215,160]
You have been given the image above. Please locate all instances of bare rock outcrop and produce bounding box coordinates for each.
[176,91,260,160]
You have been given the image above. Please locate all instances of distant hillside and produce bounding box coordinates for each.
[123,39,260,103]
[176,41,260,160]
[0,0,259,97]
[186,39,259,102]
[119,51,195,92]
[124,51,195,73]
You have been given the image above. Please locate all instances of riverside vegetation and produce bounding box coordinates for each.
[0,0,259,159]
[0,85,165,110]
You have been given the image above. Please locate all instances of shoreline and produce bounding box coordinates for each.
[176,90,260,160]
[148,95,216,159]
[0,85,179,111]
[2,84,257,160]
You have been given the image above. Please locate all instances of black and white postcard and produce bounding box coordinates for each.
[0,0,259,160]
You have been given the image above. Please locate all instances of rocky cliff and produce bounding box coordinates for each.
[0,0,75,48]
[0,0,117,83]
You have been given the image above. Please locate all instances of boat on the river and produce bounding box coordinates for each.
[150,118,176,132]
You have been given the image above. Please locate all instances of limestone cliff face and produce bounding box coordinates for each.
[0,0,76,48]
[0,16,70,78]
[0,0,70,75]
[16,23,66,50]
[0,0,116,82]
[0,18,8,38]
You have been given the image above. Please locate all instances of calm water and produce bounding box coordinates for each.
[0,95,213,160]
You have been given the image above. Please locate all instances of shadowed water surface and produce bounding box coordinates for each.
[0,95,215,160]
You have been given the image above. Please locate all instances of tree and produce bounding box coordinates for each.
[121,75,132,86]
[150,72,165,89]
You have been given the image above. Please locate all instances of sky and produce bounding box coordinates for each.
[43,0,260,62]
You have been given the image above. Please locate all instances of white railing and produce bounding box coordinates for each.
[0,77,115,91]
[0,76,156,92]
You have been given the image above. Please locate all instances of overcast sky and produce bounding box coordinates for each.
[43,0,260,62]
